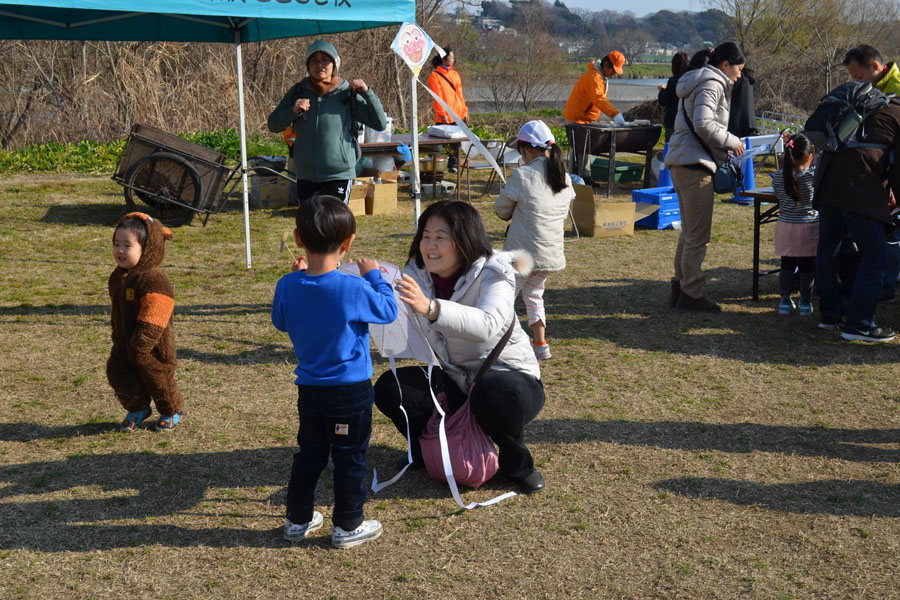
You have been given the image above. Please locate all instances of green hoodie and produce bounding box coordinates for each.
[877,62,900,97]
[268,77,387,182]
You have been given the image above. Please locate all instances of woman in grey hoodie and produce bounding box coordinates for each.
[664,42,746,312]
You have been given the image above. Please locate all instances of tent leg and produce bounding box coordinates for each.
[235,33,252,269]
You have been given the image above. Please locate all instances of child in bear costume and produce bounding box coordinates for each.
[107,212,184,432]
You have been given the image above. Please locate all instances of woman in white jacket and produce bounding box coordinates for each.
[664,42,746,312]
[494,120,575,360]
[374,201,547,494]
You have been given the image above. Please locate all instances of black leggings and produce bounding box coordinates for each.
[296,178,353,206]
[779,256,815,301]
[373,366,545,480]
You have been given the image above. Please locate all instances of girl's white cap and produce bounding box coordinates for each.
[508,120,555,149]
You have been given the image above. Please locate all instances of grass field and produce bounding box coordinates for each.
[1,170,898,599]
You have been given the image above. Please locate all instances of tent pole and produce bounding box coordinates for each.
[235,32,252,269]
[411,72,420,224]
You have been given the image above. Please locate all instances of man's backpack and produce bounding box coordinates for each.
[804,81,892,151]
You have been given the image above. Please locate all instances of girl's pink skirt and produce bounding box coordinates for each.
[774,220,818,257]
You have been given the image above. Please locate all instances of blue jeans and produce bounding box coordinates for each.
[286,380,373,531]
[881,229,900,297]
[816,206,887,329]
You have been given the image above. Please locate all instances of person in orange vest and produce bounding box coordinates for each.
[563,51,627,126]
[427,47,468,172]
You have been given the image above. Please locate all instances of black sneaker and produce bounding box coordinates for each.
[515,470,546,494]
[841,325,896,342]
[675,293,721,313]
[669,278,681,308]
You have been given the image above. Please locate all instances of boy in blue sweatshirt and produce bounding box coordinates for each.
[272,195,398,548]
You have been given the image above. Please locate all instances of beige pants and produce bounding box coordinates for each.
[670,165,715,299]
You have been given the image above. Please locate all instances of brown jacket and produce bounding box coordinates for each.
[813,102,900,225]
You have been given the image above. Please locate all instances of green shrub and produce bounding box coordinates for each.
[0,129,287,175]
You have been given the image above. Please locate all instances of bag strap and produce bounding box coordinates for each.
[435,69,457,92]
[473,316,517,383]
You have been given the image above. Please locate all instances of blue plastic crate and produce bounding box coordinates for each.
[632,186,681,230]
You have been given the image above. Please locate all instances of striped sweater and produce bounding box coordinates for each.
[773,167,818,224]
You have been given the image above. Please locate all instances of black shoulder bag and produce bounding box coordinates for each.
[681,101,743,194]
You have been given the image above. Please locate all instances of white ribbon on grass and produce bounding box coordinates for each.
[368,291,516,509]
[418,80,506,186]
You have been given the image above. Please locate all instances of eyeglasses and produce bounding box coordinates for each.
[309,56,333,66]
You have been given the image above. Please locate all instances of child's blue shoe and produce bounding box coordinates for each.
[283,512,324,542]
[155,412,183,432]
[121,407,152,432]
[778,298,795,315]
[798,301,813,316]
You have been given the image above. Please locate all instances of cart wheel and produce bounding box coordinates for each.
[123,152,202,227]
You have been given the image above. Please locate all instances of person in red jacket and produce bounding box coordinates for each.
[427,47,468,172]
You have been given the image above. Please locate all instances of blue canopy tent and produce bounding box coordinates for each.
[0,0,415,267]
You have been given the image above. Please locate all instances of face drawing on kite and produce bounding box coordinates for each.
[398,23,426,65]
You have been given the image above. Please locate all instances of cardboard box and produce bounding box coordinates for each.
[571,183,659,237]
[347,182,368,216]
[250,175,296,209]
[353,177,398,215]
[366,182,398,215]
[360,167,400,183]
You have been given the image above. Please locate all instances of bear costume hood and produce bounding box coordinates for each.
[115,212,173,273]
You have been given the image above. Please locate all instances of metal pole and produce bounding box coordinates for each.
[411,72,421,224]
[235,32,252,269]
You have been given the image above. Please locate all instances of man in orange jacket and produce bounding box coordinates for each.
[564,51,626,125]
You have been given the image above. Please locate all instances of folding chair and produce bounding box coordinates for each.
[461,139,506,200]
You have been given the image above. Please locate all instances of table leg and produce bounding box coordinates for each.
[432,153,437,201]
[643,141,654,188]
[607,130,617,198]
[753,197,761,301]
[455,143,461,201]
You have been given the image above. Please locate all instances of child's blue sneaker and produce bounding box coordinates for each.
[778,298,795,315]
[155,412,183,432]
[331,519,382,549]
[798,301,813,316]
[121,407,152,432]
[283,511,324,542]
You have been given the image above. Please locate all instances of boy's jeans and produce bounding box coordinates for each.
[286,380,373,532]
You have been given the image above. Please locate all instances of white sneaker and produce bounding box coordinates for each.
[283,511,323,541]
[331,519,382,549]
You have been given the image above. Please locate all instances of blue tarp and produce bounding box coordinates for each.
[0,0,414,43]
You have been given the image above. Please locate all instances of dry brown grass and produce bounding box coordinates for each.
[1,170,899,599]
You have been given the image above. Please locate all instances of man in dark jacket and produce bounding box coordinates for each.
[813,99,900,341]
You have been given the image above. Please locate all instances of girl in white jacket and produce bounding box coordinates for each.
[494,120,575,360]
[374,201,547,494]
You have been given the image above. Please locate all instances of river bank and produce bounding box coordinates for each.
[468,78,667,115]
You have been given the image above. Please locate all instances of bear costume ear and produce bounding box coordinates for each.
[161,226,174,240]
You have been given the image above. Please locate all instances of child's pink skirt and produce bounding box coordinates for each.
[774,220,819,257]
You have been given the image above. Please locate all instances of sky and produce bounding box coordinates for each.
[560,0,705,17]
